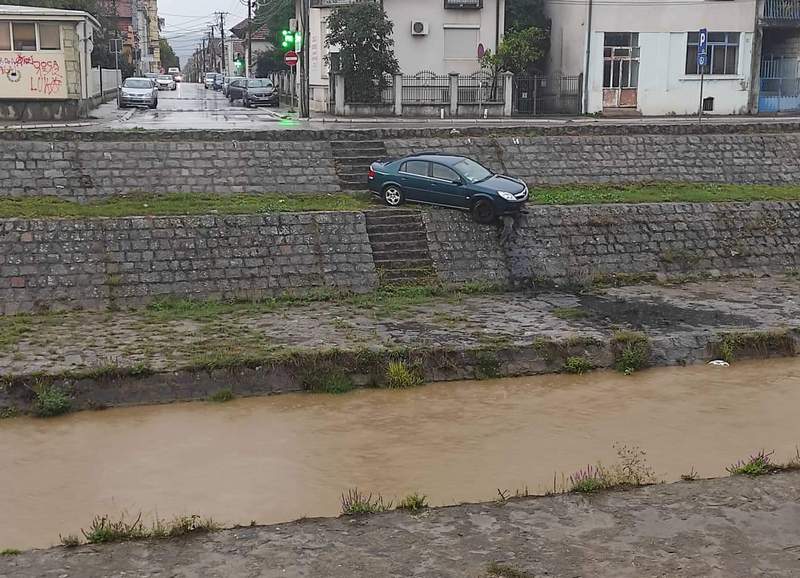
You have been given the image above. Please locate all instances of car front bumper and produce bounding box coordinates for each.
[119,96,154,107]
[248,95,279,106]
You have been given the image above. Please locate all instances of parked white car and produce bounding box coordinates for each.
[118,77,158,109]
[156,74,176,91]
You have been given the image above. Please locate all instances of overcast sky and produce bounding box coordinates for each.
[159,0,249,63]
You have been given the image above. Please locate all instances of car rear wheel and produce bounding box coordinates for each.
[471,199,496,224]
[383,185,404,207]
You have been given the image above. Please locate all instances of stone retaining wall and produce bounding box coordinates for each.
[1,202,799,314]
[0,212,377,315]
[3,123,800,200]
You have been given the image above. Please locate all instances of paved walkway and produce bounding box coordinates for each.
[1,277,798,378]
[2,471,798,577]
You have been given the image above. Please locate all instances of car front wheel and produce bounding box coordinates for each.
[383,185,404,207]
[471,199,496,224]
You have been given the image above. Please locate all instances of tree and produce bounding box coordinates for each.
[159,39,179,70]
[483,27,549,76]
[250,0,293,78]
[505,0,548,33]
[325,3,399,103]
[255,50,288,77]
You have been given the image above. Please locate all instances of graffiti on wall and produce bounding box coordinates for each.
[0,52,68,99]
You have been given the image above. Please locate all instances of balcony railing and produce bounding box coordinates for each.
[310,0,376,7]
[763,0,800,21]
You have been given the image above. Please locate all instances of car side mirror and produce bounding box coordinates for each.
[452,179,463,186]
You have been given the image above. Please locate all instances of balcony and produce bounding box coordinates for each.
[445,0,483,8]
[762,0,800,25]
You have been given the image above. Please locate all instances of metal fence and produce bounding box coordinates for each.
[759,56,800,112]
[457,72,504,104]
[764,0,800,20]
[344,74,394,104]
[513,74,583,116]
[401,72,450,104]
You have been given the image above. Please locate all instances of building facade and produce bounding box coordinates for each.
[0,4,112,120]
[754,0,800,113]
[301,0,506,112]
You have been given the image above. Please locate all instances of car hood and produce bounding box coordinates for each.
[472,174,527,194]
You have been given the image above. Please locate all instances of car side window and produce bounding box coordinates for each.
[401,160,430,177]
[431,163,459,182]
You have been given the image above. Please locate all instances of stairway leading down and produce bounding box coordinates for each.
[364,210,435,286]
[330,139,388,191]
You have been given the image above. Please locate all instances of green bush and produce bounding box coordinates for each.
[397,493,428,512]
[611,331,651,374]
[385,361,424,389]
[0,549,21,556]
[303,369,355,394]
[208,388,235,403]
[727,450,775,476]
[340,488,392,515]
[34,385,71,417]
[563,356,592,374]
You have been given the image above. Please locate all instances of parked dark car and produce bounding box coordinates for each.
[368,154,528,224]
[228,78,279,107]
[212,73,224,91]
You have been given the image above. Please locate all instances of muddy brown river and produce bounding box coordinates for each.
[2,358,799,550]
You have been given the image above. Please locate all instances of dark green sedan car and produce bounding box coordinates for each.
[367,153,528,224]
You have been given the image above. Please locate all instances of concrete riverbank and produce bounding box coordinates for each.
[1,276,798,415]
[2,471,799,577]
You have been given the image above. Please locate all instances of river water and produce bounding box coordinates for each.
[2,358,799,549]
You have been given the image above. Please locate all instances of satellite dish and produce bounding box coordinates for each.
[478,43,485,58]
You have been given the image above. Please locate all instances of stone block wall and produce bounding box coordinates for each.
[1,138,341,201]
[422,209,509,285]
[384,133,800,185]
[0,212,377,314]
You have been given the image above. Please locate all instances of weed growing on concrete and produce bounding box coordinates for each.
[385,361,424,389]
[569,465,607,493]
[474,351,501,380]
[715,330,796,363]
[0,549,21,556]
[397,493,428,512]
[611,331,651,374]
[727,450,776,476]
[681,467,699,481]
[552,307,588,320]
[563,356,592,375]
[0,406,19,419]
[34,384,71,417]
[59,534,81,548]
[486,562,536,578]
[302,369,355,394]
[208,388,235,403]
[340,488,392,515]
[0,315,33,352]
[150,515,219,538]
[81,514,149,543]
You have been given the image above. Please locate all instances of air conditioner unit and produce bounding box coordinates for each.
[411,21,429,36]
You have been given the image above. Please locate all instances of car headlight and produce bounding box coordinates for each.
[498,191,517,202]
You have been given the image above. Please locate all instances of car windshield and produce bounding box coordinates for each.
[205,73,215,79]
[247,79,273,88]
[123,79,152,89]
[453,158,492,183]
[158,75,171,80]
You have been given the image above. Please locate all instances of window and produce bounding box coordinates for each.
[0,22,10,50]
[38,23,61,50]
[686,32,740,75]
[401,160,430,177]
[12,22,36,51]
[431,163,459,181]
[444,27,479,60]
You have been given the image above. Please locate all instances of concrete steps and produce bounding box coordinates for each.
[365,210,434,286]
[331,139,388,191]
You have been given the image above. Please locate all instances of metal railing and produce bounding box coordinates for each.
[763,0,800,20]
[344,74,393,104]
[401,72,450,104]
[513,74,583,116]
[457,72,504,104]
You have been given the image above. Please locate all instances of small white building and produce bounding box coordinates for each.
[0,4,117,121]
[546,0,758,115]
[300,0,506,112]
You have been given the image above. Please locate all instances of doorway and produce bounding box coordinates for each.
[603,32,640,109]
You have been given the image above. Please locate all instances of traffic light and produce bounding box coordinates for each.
[281,29,292,50]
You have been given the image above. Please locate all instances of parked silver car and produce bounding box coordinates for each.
[118,77,158,109]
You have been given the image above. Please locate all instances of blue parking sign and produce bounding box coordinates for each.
[698,28,708,55]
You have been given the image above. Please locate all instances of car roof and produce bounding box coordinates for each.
[401,153,468,166]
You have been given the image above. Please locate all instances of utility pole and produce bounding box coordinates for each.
[209,25,216,72]
[215,11,229,75]
[246,0,253,77]
[299,0,310,117]
[201,38,206,77]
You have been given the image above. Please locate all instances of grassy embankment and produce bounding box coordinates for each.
[2,184,800,218]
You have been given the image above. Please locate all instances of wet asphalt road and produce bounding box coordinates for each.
[90,82,291,130]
